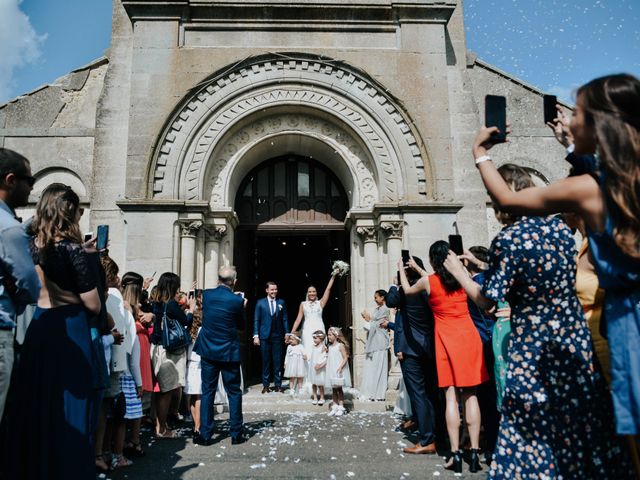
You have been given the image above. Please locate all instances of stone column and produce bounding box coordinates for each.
[355,225,379,386]
[179,220,202,292]
[204,225,227,288]
[380,221,404,395]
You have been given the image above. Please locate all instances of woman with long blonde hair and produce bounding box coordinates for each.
[9,183,101,479]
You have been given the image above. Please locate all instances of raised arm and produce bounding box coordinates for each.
[319,273,337,309]
[444,251,494,310]
[289,302,304,335]
[398,259,429,296]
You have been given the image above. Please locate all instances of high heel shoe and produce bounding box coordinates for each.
[469,448,482,473]
[445,449,463,474]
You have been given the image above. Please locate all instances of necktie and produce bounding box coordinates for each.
[271,300,275,315]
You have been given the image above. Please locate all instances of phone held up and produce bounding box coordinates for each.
[448,234,464,256]
[484,95,507,144]
[543,94,558,125]
[96,225,109,251]
[401,249,410,266]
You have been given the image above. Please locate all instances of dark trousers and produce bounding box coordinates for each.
[260,335,284,388]
[478,341,499,455]
[401,354,445,446]
[200,358,243,440]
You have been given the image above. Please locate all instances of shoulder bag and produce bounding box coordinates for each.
[161,302,191,353]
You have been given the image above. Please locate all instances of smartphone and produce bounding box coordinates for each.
[448,234,464,256]
[195,288,203,298]
[235,291,245,299]
[401,249,410,266]
[485,95,507,143]
[96,225,109,250]
[543,94,558,125]
[84,232,93,242]
[188,290,195,299]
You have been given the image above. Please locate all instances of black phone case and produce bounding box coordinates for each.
[448,234,464,256]
[543,95,558,125]
[485,95,507,143]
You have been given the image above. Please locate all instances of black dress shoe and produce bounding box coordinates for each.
[231,434,248,445]
[193,434,213,446]
[261,387,270,394]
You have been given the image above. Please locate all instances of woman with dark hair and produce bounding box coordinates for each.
[10,183,101,479]
[444,164,632,478]
[150,272,194,438]
[399,241,488,473]
[471,74,640,439]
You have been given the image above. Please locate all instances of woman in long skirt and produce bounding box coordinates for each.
[359,290,390,401]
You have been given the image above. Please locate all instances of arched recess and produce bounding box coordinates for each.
[30,167,89,202]
[147,53,434,207]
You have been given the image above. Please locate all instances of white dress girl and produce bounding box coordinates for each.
[284,343,307,378]
[324,342,352,389]
[308,343,328,387]
[301,301,325,356]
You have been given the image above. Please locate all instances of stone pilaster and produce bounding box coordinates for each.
[204,225,227,288]
[179,220,203,291]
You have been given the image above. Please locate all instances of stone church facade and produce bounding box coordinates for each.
[0,0,568,387]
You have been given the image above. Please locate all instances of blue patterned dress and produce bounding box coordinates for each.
[482,216,631,479]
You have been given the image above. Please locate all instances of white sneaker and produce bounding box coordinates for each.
[327,404,338,416]
[311,398,318,405]
[334,406,344,417]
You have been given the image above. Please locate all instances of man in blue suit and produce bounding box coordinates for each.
[385,256,445,454]
[253,282,289,394]
[193,265,246,445]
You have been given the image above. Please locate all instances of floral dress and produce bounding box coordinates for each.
[482,216,631,479]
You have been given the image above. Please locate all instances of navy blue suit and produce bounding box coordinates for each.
[194,285,245,440]
[253,297,289,389]
[386,285,445,446]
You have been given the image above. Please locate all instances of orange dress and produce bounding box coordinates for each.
[428,274,488,388]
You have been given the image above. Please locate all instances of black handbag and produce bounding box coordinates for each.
[161,303,191,353]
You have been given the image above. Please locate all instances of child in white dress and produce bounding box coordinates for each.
[308,331,328,405]
[284,334,307,397]
[325,327,351,416]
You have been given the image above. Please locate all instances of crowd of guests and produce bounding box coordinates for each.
[0,71,638,479]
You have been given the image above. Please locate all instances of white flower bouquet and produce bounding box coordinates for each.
[331,260,350,278]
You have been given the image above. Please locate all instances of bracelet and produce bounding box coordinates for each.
[474,155,491,165]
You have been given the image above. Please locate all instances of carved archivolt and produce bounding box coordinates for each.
[150,54,431,206]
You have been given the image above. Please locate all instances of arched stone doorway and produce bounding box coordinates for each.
[233,155,351,380]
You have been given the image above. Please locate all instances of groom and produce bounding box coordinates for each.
[253,281,289,393]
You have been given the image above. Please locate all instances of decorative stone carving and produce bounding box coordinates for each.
[179,220,203,238]
[205,225,227,242]
[356,226,378,243]
[379,221,404,240]
[149,54,432,204]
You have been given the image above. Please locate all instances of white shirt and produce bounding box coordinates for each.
[106,287,136,373]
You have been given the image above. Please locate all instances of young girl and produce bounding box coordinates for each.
[308,331,328,405]
[284,333,307,398]
[325,327,351,416]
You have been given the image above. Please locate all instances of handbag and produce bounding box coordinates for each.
[161,303,191,353]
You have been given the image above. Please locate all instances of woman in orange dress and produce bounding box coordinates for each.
[399,240,488,474]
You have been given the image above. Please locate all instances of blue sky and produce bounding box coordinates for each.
[1,0,639,105]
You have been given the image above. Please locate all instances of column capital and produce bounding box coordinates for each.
[205,225,227,242]
[356,225,378,243]
[379,221,403,240]
[179,220,203,238]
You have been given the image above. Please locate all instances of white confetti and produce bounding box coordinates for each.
[250,463,267,469]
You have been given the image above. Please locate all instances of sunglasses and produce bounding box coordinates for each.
[14,173,36,187]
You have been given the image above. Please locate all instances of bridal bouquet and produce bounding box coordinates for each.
[332,260,350,278]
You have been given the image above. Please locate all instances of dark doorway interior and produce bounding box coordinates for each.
[235,230,350,382]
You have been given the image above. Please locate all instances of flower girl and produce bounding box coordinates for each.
[308,331,328,405]
[284,333,307,398]
[325,327,351,416]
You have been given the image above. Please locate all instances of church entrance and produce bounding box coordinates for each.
[233,155,352,382]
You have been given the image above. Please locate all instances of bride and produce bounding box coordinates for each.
[290,273,337,357]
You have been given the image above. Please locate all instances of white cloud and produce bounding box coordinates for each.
[0,0,46,103]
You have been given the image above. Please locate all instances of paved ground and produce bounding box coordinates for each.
[106,410,488,480]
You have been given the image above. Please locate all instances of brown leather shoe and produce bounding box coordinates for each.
[261,387,269,394]
[276,387,286,393]
[403,442,437,454]
[400,419,417,431]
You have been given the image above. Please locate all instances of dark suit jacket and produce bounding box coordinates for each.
[194,285,245,362]
[253,297,289,340]
[386,285,434,358]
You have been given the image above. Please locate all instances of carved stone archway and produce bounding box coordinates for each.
[148,53,434,206]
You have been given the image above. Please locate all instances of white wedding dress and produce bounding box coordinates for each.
[301,300,325,357]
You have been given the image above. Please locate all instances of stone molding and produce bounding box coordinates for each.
[178,220,203,237]
[379,221,404,240]
[149,54,432,206]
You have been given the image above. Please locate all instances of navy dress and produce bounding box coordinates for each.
[587,174,640,435]
[9,240,96,479]
[483,216,631,479]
